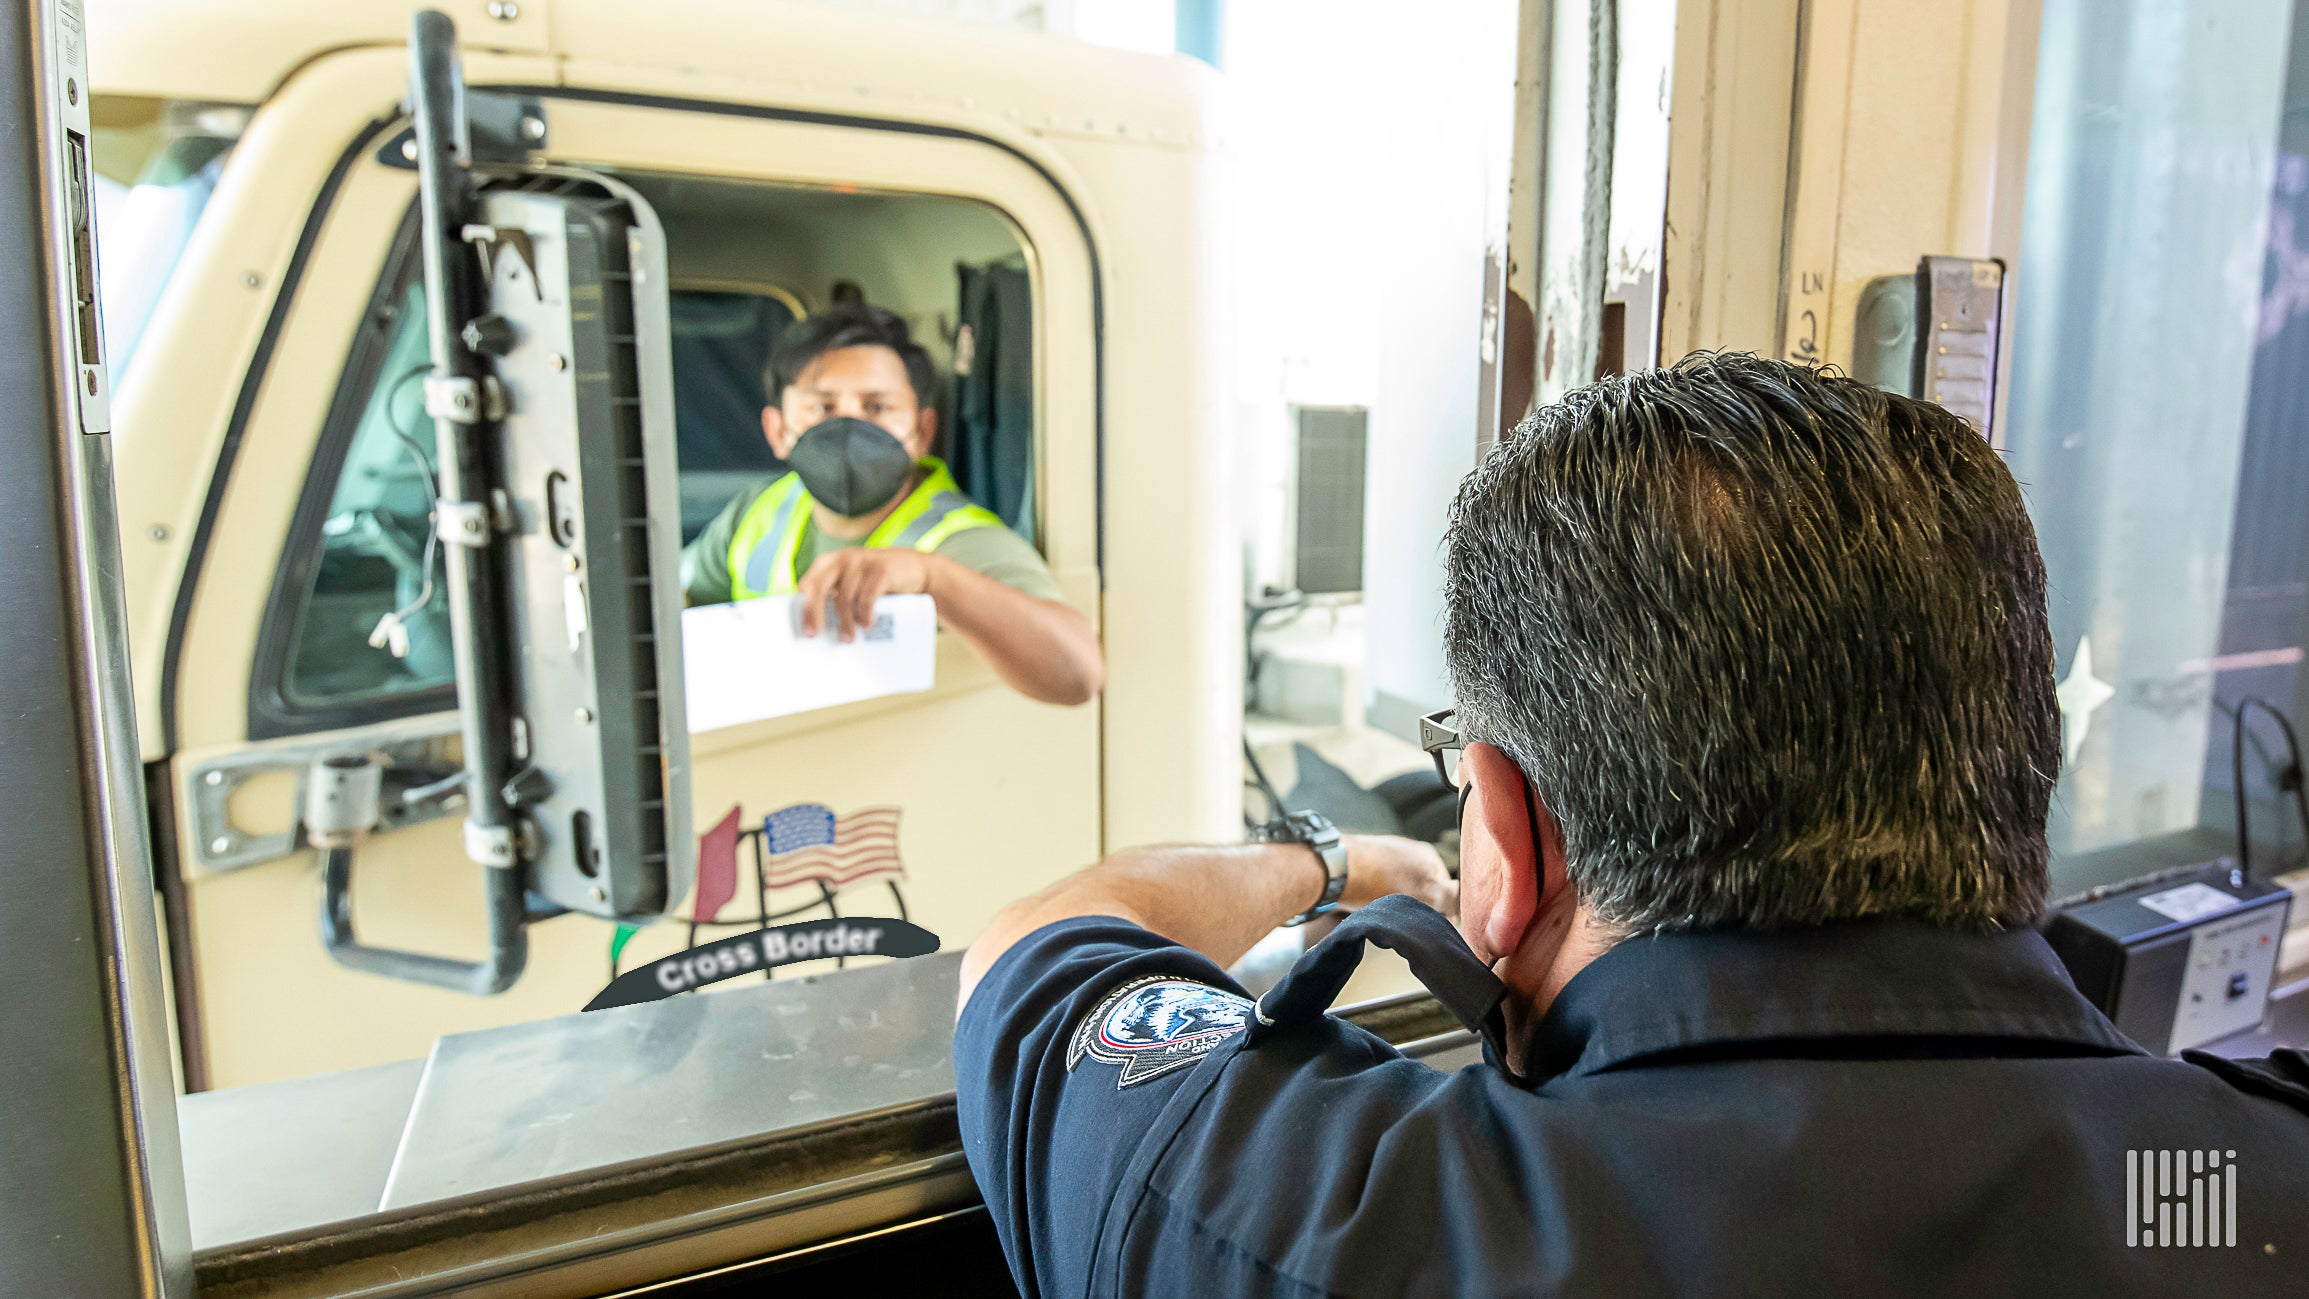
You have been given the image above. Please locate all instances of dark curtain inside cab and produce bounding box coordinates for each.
[949,260,1036,542]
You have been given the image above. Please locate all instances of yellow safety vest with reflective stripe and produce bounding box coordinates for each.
[725,456,1005,601]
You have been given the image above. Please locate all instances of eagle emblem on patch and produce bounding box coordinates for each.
[1067,976,1254,1089]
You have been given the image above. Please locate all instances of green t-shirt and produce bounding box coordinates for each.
[679,474,1062,607]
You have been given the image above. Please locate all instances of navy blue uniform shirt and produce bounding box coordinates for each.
[954,895,2309,1298]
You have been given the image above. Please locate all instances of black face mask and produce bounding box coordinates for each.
[785,416,916,518]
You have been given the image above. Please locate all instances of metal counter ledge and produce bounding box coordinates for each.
[179,952,1468,1299]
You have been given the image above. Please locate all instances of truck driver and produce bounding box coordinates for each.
[679,304,1104,706]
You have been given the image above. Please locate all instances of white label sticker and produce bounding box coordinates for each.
[2138,882,2238,924]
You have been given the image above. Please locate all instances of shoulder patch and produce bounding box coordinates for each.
[1067,976,1254,1089]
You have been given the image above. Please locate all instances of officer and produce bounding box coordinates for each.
[953,354,2309,1297]
[680,304,1103,706]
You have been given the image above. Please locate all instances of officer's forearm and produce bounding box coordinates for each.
[959,843,1326,1014]
[926,557,1105,705]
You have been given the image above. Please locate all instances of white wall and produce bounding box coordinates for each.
[1365,14,1518,733]
[1218,2,1517,730]
[1065,0,1177,53]
[1220,5,1390,598]
[1065,1,1515,730]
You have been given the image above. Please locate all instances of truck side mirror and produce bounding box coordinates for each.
[317,9,692,993]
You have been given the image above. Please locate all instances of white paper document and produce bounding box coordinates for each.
[682,594,936,733]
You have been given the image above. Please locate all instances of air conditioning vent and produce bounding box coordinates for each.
[1292,406,1367,597]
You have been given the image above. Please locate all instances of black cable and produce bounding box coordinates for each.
[2229,695,2309,880]
[1244,589,1309,696]
[366,366,443,656]
[753,829,772,981]
[1243,737,1286,826]
[818,881,846,969]
[1241,588,1306,828]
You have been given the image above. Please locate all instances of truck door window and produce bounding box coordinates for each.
[259,181,1043,736]
[284,279,455,709]
[271,278,808,719]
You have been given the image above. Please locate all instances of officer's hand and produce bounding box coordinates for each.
[795,548,939,641]
[1341,834,1458,919]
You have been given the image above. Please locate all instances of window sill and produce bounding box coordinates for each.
[184,952,1460,1297]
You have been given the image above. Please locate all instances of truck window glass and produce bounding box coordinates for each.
[283,281,455,705]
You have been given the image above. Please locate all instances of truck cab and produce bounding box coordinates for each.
[92,0,1242,1092]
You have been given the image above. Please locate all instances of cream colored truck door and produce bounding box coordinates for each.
[161,58,1103,1091]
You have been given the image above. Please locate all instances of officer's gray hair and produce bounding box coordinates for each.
[1443,352,2057,933]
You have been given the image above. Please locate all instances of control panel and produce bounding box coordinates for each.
[2170,900,2288,1053]
[2045,864,2293,1056]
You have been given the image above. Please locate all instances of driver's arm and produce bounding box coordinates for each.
[919,557,1103,705]
[795,527,1104,706]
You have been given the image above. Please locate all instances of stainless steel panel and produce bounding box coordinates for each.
[179,1058,426,1249]
[190,981,1460,1297]
[381,953,963,1208]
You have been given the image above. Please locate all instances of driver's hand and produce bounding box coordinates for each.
[794,548,940,641]
[1340,834,1458,919]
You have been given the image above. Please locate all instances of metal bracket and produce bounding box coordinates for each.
[434,498,493,547]
[422,372,507,425]
[424,373,481,424]
[374,90,547,171]
[465,89,549,165]
[463,818,518,868]
[184,721,464,873]
[462,224,541,298]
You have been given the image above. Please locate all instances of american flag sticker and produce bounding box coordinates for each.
[761,803,906,891]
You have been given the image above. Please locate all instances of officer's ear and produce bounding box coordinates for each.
[1457,742,1569,965]
[762,405,798,458]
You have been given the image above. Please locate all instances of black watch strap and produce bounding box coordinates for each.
[1266,811,1348,927]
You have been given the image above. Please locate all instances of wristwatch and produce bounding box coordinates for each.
[1262,810,1350,927]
